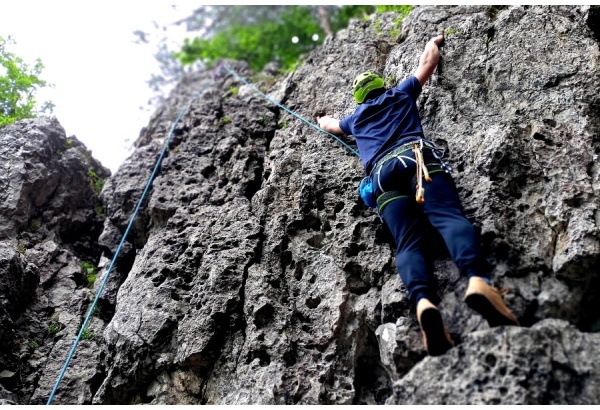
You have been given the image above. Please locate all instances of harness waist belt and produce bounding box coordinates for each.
[372,139,437,174]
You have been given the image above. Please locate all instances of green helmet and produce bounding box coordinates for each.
[351,71,385,104]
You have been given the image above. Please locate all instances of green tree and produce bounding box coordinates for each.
[173,5,376,72]
[139,5,377,107]
[0,36,53,127]
[374,5,412,38]
[375,5,412,14]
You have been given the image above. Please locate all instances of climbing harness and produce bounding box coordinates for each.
[367,138,451,209]
[376,191,408,214]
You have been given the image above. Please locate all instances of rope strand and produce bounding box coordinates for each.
[48,64,358,404]
[221,64,360,158]
[46,75,215,405]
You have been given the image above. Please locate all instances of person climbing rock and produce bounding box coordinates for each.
[317,34,519,357]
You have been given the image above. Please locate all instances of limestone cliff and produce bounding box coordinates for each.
[1,5,599,405]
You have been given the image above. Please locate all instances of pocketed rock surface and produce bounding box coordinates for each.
[1,5,599,405]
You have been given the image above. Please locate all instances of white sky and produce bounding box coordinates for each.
[0,1,198,172]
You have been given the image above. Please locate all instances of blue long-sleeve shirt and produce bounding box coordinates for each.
[339,76,425,174]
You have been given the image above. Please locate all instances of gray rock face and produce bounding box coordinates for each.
[387,319,600,405]
[2,5,599,405]
[0,118,109,404]
[0,118,108,245]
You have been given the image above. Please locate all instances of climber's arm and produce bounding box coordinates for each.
[414,34,445,86]
[317,115,344,135]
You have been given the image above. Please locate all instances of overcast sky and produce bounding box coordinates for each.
[1,1,197,172]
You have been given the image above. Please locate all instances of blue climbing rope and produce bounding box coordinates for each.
[221,64,360,158]
[46,76,215,405]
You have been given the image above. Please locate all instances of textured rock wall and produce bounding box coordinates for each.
[0,118,109,404]
[1,5,599,405]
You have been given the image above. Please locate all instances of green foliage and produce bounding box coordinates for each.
[95,204,106,218]
[374,17,382,34]
[374,5,412,38]
[16,242,26,254]
[28,339,39,350]
[143,5,376,108]
[222,116,231,124]
[88,169,105,196]
[228,86,238,95]
[29,219,41,232]
[0,36,53,127]
[332,5,376,31]
[375,5,411,15]
[48,315,62,335]
[65,138,73,148]
[446,26,465,39]
[81,260,95,272]
[48,322,61,334]
[92,305,102,318]
[175,6,318,71]
[174,6,376,72]
[81,260,97,288]
[87,272,97,287]
[81,328,95,341]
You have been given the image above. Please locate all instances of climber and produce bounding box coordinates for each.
[317,34,519,357]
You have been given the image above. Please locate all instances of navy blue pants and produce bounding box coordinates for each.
[373,146,489,306]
